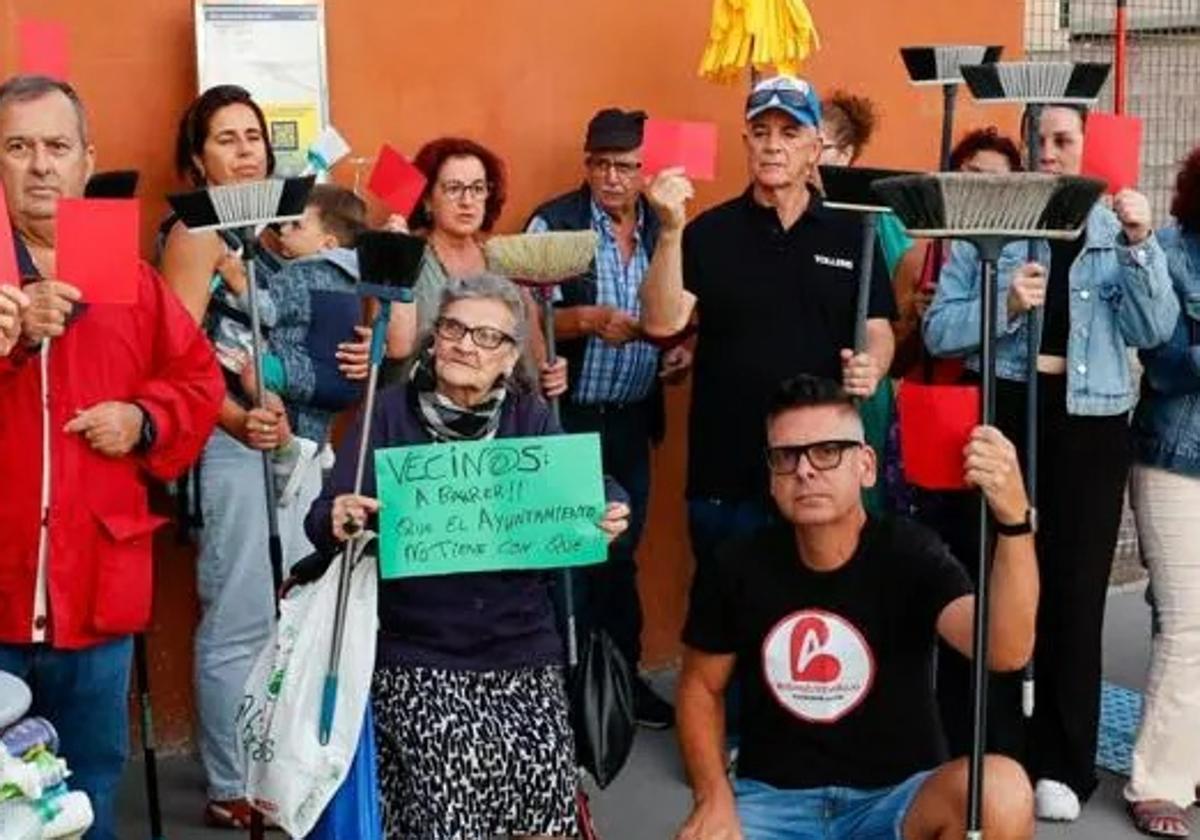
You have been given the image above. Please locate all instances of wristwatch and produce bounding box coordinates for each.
[995,507,1037,537]
[135,404,157,453]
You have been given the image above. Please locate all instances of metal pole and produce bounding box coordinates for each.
[1114,0,1129,116]
[320,301,391,745]
[967,243,1001,837]
[134,635,165,840]
[539,288,578,668]
[1021,106,1042,719]
[854,213,878,354]
[940,83,959,171]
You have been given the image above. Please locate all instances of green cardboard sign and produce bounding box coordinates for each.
[375,433,608,579]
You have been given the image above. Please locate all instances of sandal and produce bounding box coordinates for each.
[204,799,279,831]
[1129,800,1191,838]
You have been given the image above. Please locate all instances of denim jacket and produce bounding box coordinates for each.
[1132,226,1200,476]
[923,203,1178,416]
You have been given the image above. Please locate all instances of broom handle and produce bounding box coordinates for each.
[134,634,165,840]
[320,301,391,745]
[967,247,1001,838]
[854,213,878,355]
[1021,106,1043,720]
[538,288,578,669]
[940,83,958,172]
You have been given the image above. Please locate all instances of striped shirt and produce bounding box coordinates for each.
[528,200,659,404]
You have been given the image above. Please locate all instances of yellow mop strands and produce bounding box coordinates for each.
[699,0,820,83]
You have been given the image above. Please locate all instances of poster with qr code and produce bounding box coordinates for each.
[196,1,330,176]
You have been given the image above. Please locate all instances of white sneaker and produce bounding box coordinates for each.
[1035,779,1081,822]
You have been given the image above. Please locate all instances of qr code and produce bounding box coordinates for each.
[271,121,299,151]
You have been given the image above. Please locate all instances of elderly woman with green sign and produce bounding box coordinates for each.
[305,272,629,839]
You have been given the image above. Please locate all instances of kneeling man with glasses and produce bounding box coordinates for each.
[675,375,1039,840]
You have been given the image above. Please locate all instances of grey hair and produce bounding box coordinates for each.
[416,273,538,390]
[0,75,89,145]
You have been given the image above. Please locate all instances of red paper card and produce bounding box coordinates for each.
[367,145,427,217]
[56,199,140,305]
[18,20,70,81]
[0,185,19,287]
[898,382,979,490]
[1081,113,1143,194]
[642,120,718,181]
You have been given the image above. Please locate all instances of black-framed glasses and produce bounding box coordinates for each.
[766,440,863,474]
[586,157,642,178]
[434,316,516,351]
[438,180,490,202]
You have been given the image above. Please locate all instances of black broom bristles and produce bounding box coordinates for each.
[356,230,426,301]
[819,165,920,213]
[901,45,1003,85]
[85,170,139,199]
[961,61,1111,104]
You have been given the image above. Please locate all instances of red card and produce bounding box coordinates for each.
[898,382,979,490]
[56,199,140,305]
[18,20,70,81]
[1081,113,1143,194]
[642,120,718,181]
[367,145,427,217]
[0,185,19,287]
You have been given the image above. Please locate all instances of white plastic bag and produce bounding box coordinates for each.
[236,540,377,838]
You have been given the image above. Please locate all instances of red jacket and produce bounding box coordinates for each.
[0,263,224,649]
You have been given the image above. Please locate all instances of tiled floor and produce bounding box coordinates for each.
[117,585,1168,839]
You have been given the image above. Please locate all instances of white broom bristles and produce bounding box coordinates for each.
[209,179,289,228]
[902,44,1002,85]
[873,173,1102,240]
[935,46,993,83]
[484,231,599,284]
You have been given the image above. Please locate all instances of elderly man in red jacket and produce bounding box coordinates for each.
[0,75,224,840]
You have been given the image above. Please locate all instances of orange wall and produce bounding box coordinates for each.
[2,0,1023,749]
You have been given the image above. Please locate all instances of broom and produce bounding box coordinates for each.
[483,230,599,669]
[819,165,918,354]
[318,230,425,746]
[873,171,1103,839]
[961,59,1110,719]
[87,168,167,840]
[900,45,1003,171]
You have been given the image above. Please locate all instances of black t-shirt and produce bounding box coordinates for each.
[1041,237,1084,357]
[683,516,972,790]
[683,190,898,501]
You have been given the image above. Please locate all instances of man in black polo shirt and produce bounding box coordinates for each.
[674,375,1037,840]
[639,75,897,586]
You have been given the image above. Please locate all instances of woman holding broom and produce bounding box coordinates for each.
[923,104,1178,822]
[306,274,629,838]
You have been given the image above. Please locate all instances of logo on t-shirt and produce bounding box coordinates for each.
[761,609,875,723]
[813,253,855,271]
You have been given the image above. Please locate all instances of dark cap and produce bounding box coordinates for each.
[585,108,648,152]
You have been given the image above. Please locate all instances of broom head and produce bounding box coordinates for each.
[356,230,425,302]
[961,61,1111,105]
[871,173,1104,240]
[484,231,599,286]
[819,165,920,213]
[901,45,1003,86]
[168,176,316,232]
[85,170,140,199]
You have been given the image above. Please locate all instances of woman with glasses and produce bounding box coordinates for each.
[306,274,629,839]
[379,136,567,398]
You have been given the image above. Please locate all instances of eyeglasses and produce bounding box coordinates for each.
[587,157,642,178]
[766,440,863,474]
[438,180,490,202]
[434,316,516,351]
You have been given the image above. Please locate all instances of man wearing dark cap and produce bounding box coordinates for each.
[526,107,690,730]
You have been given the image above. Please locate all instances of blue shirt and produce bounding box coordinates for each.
[529,200,659,404]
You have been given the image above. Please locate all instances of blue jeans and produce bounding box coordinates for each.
[735,772,932,840]
[0,636,133,840]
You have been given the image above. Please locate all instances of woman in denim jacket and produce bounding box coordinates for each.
[923,106,1178,822]
[1124,147,1200,838]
